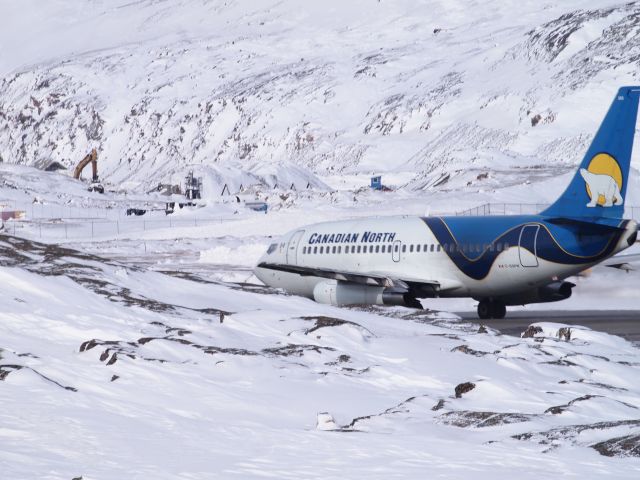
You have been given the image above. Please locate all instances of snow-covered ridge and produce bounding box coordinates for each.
[2,0,640,193]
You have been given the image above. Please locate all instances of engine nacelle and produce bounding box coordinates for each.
[497,281,575,306]
[312,281,422,308]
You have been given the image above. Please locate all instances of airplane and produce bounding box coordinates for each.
[254,86,640,319]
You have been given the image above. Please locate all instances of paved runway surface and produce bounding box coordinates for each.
[459,310,640,343]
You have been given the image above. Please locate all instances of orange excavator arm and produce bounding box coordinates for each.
[73,148,98,180]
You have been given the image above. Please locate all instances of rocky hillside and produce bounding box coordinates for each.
[1,0,640,191]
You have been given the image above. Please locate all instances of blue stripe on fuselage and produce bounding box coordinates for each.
[422,216,624,280]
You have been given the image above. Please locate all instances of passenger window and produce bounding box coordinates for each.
[357,245,361,253]
[338,246,342,254]
[402,245,407,253]
[375,245,380,253]
[332,246,336,254]
[381,245,386,253]
[430,244,434,252]
[497,243,502,252]
[320,246,324,254]
[302,246,306,254]
[416,244,421,252]
[313,247,318,254]
[394,244,399,252]
[351,245,356,254]
[409,244,414,253]
[505,243,510,249]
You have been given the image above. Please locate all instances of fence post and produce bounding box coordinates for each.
[91,222,94,238]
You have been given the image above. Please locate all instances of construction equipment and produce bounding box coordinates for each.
[184,171,202,200]
[74,148,104,193]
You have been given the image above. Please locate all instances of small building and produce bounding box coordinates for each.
[245,201,268,213]
[44,161,67,172]
[370,175,382,190]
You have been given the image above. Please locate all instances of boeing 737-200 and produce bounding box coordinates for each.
[254,87,640,319]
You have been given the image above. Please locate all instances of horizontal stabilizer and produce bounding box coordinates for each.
[601,253,640,270]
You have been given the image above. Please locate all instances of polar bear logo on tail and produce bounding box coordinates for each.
[580,168,623,207]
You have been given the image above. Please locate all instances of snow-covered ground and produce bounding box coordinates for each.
[2,233,640,479]
[1,161,640,478]
[2,1,640,478]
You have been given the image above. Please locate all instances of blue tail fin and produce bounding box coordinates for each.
[542,86,640,219]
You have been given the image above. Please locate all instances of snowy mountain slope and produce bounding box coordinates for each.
[2,0,640,193]
[2,235,640,479]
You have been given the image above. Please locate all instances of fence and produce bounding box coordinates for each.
[2,216,234,242]
[455,203,640,221]
[0,199,169,221]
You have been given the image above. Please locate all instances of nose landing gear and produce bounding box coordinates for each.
[477,299,506,319]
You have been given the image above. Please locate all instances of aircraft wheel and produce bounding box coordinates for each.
[477,299,492,320]
[491,301,506,319]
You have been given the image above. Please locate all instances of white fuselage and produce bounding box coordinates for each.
[254,215,636,306]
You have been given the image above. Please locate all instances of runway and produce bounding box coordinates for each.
[458,310,640,343]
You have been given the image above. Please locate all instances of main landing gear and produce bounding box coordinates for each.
[477,299,506,319]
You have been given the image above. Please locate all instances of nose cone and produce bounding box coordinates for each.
[253,262,268,284]
[254,242,277,285]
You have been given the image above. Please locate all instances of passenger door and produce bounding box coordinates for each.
[518,225,539,267]
[286,230,305,265]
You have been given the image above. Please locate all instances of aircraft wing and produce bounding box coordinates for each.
[601,253,640,271]
[256,262,462,294]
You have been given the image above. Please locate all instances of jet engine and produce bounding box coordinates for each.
[312,280,422,308]
[497,281,575,306]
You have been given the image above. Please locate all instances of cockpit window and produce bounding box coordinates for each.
[267,243,278,255]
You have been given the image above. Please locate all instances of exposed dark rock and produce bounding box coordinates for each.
[300,316,373,336]
[0,364,24,381]
[542,358,578,367]
[522,325,543,338]
[451,344,496,356]
[545,394,601,415]
[455,382,476,398]
[477,324,488,334]
[343,396,421,430]
[1,363,76,391]
[262,344,335,357]
[440,410,535,428]
[514,419,640,457]
[557,327,571,341]
[592,434,640,457]
[432,399,446,411]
